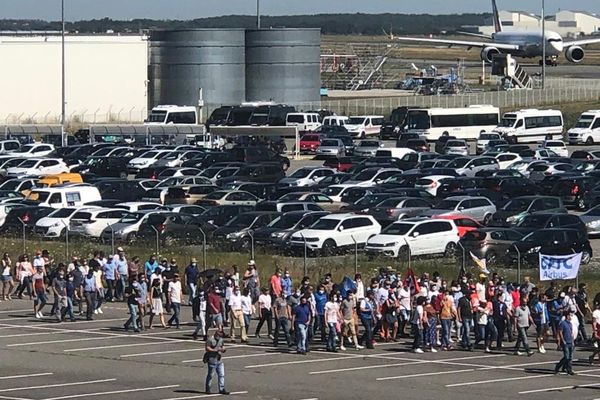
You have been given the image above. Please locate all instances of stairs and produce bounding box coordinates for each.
[491,54,533,89]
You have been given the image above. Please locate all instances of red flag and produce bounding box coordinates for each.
[403,267,421,296]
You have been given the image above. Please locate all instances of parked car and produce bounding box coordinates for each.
[579,205,600,236]
[476,133,502,155]
[278,167,336,188]
[323,157,354,173]
[434,135,457,154]
[515,213,587,237]
[1,206,55,234]
[213,211,281,250]
[443,140,469,156]
[431,214,482,238]
[421,196,496,224]
[253,211,329,248]
[369,197,433,226]
[405,139,429,153]
[137,212,218,245]
[507,228,592,265]
[196,190,259,207]
[353,140,383,158]
[69,208,131,238]
[316,139,345,159]
[196,205,255,227]
[459,228,525,265]
[299,134,322,155]
[490,196,565,227]
[276,192,344,212]
[550,176,599,210]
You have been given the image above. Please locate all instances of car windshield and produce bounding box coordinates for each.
[523,231,551,242]
[383,223,413,235]
[0,179,22,191]
[20,145,36,153]
[17,160,38,168]
[545,141,564,147]
[226,214,257,227]
[301,135,319,142]
[407,111,430,129]
[446,158,469,168]
[479,134,498,140]
[49,208,77,218]
[503,198,532,212]
[203,191,226,200]
[499,116,517,127]
[446,141,465,147]
[575,117,594,128]
[139,151,160,159]
[359,141,379,147]
[269,214,304,229]
[353,170,378,181]
[322,187,343,196]
[434,199,460,210]
[279,193,304,201]
[347,117,366,125]
[287,115,305,123]
[118,213,144,223]
[355,194,389,206]
[290,169,312,178]
[320,140,339,147]
[377,198,404,207]
[310,218,339,230]
[518,215,549,228]
[200,168,221,178]
[584,206,600,216]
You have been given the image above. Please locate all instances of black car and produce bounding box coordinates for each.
[196,205,255,227]
[216,164,286,186]
[94,179,147,202]
[507,228,592,265]
[436,177,482,199]
[314,173,352,189]
[1,206,55,234]
[213,211,281,250]
[490,196,565,227]
[380,107,414,140]
[229,146,290,170]
[253,211,329,248]
[395,133,421,147]
[72,157,129,178]
[340,192,399,212]
[481,177,540,199]
[550,176,600,210]
[514,213,586,237]
[137,212,217,245]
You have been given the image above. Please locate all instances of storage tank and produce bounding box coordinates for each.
[245,29,321,105]
[148,29,246,113]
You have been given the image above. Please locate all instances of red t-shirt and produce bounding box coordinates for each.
[32,273,44,293]
[207,292,222,315]
[270,275,282,296]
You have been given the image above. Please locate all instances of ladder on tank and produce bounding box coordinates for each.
[491,54,533,89]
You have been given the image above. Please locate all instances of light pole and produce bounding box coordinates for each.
[541,0,546,89]
[61,0,66,126]
[256,0,261,29]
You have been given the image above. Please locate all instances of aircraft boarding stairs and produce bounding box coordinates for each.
[491,54,533,89]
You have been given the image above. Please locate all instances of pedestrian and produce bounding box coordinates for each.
[382,291,399,342]
[204,329,229,395]
[457,289,474,350]
[281,270,292,298]
[313,284,328,342]
[424,296,439,352]
[272,291,291,347]
[208,288,224,332]
[148,277,166,329]
[324,292,340,352]
[93,261,105,315]
[240,288,254,339]
[492,292,510,349]
[397,281,411,336]
[127,255,141,278]
[15,254,33,299]
[575,283,592,343]
[114,247,128,301]
[51,267,67,322]
[32,265,46,318]
[103,255,117,302]
[82,268,97,321]
[1,253,13,300]
[440,290,456,351]
[63,270,77,322]
[513,297,534,356]
[167,274,182,329]
[255,288,273,339]
[185,258,200,306]
[293,295,311,354]
[161,258,175,313]
[192,288,207,341]
[589,302,600,365]
[124,277,141,333]
[411,296,426,353]
[243,261,260,303]
[359,290,376,350]
[555,311,575,375]
[532,293,549,354]
[269,268,282,303]
[340,291,362,351]
[144,254,159,279]
[228,286,247,343]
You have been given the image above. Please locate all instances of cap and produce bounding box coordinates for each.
[117,247,124,252]
[171,258,177,263]
[191,257,197,263]
[248,260,256,266]
[161,258,168,263]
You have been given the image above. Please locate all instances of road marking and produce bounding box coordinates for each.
[378,368,476,381]
[158,391,248,400]
[0,395,32,400]
[246,354,364,368]
[0,309,34,314]
[40,385,180,400]
[182,352,284,363]
[0,328,106,339]
[121,344,247,358]
[520,382,600,394]
[0,318,126,331]
[0,379,116,393]
[65,338,247,353]
[0,373,53,380]
[455,367,600,389]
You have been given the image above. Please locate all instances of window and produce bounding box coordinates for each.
[166,112,196,124]
[340,218,356,230]
[404,199,430,208]
[282,204,304,212]
[490,231,506,240]
[457,218,479,228]
[354,218,374,228]
[413,222,436,236]
[307,204,322,211]
[504,230,523,241]
[593,119,600,129]
[471,199,492,208]
[48,193,62,204]
[65,192,81,205]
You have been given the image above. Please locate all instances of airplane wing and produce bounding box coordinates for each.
[563,38,600,47]
[391,35,520,51]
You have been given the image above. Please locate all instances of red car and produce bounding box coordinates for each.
[299,134,322,154]
[431,214,482,238]
[323,157,353,172]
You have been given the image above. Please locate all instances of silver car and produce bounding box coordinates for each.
[421,195,496,224]
[354,140,383,157]
[444,140,469,156]
[580,205,600,236]
[100,210,164,242]
[316,139,344,158]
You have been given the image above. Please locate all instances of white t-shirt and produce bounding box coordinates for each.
[475,282,486,302]
[398,288,411,311]
[229,292,243,310]
[150,272,163,286]
[411,305,424,326]
[168,281,182,304]
[258,294,272,310]
[2,264,10,276]
[355,280,365,300]
[377,287,389,305]
[241,295,253,315]
[33,257,45,269]
[325,301,339,324]
[593,309,600,325]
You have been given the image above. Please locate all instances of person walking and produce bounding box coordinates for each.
[1,253,14,300]
[555,311,576,375]
[103,256,117,302]
[148,278,166,329]
[204,329,229,395]
[63,270,77,322]
[228,286,247,343]
[15,254,33,299]
[124,277,141,332]
[255,288,273,339]
[167,274,182,329]
[51,267,68,322]
[340,291,363,351]
[532,293,549,354]
[185,258,200,306]
[457,289,474,350]
[114,248,128,301]
[272,291,291,347]
[324,293,340,352]
[32,265,46,318]
[513,298,534,356]
[293,296,311,355]
[589,302,600,365]
[359,290,376,350]
[411,296,426,353]
[192,288,207,341]
[240,288,254,339]
[440,291,456,351]
[82,268,97,321]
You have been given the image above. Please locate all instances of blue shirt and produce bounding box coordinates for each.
[281,276,293,297]
[314,291,327,315]
[145,261,158,277]
[558,319,574,345]
[185,265,200,284]
[294,303,311,325]
[103,261,116,280]
[114,257,128,276]
[83,276,97,292]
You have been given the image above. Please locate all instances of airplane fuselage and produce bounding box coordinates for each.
[492,30,564,58]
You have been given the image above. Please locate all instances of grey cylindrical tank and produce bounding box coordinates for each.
[148,29,246,111]
[245,29,321,105]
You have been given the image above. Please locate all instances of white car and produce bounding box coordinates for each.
[127,150,172,172]
[476,133,502,154]
[365,218,459,258]
[540,140,568,158]
[444,140,469,156]
[446,156,499,177]
[414,175,455,196]
[345,168,402,187]
[69,208,132,238]
[278,167,336,188]
[197,190,259,207]
[115,202,165,212]
[495,152,523,169]
[508,160,548,178]
[7,143,55,158]
[6,158,69,178]
[0,203,27,227]
[321,184,358,203]
[290,214,381,255]
[199,167,240,184]
[34,206,99,238]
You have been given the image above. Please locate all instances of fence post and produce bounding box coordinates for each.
[106,223,115,255]
[248,230,255,260]
[199,227,207,271]
[457,241,466,274]
[17,217,26,254]
[150,225,160,255]
[351,235,358,275]
[512,244,522,283]
[61,221,69,260]
[301,233,307,277]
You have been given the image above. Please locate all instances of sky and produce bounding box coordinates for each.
[2,0,599,20]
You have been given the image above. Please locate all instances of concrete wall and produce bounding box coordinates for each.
[0,35,148,124]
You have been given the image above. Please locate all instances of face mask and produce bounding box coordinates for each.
[319,290,324,294]
[68,277,73,282]
[333,296,338,302]
[285,274,289,277]
[192,263,197,267]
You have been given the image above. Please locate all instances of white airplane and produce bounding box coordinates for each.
[390,0,600,65]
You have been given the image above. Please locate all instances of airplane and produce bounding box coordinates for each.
[390,0,600,65]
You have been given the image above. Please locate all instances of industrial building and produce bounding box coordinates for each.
[0,28,321,125]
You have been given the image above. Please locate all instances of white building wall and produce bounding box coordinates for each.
[0,35,148,124]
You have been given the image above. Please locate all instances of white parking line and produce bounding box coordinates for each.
[520,382,600,394]
[158,391,248,400]
[0,328,106,339]
[40,384,180,400]
[0,379,116,393]
[0,394,32,400]
[378,368,476,381]
[183,352,284,363]
[121,344,246,358]
[451,367,600,388]
[0,318,126,330]
[0,373,53,380]
[0,309,33,314]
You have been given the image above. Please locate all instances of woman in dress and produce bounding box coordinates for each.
[148,278,166,329]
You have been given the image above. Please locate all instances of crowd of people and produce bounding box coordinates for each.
[2,246,600,379]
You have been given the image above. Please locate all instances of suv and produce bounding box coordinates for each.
[290,214,381,256]
[94,179,147,202]
[213,211,281,250]
[137,212,217,245]
[216,164,285,186]
[490,196,565,226]
[515,213,587,237]
[196,205,255,227]
[365,218,459,259]
[69,208,131,238]
[459,228,524,265]
[550,176,600,210]
[507,228,592,265]
[422,196,496,224]
[253,211,330,248]
[229,146,290,170]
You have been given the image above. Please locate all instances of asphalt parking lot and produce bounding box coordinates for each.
[2,300,600,400]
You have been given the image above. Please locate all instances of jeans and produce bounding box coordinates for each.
[84,292,96,320]
[486,319,498,348]
[125,303,139,331]
[514,326,530,352]
[273,317,291,346]
[577,313,588,341]
[297,323,308,352]
[555,343,574,373]
[495,318,506,348]
[168,302,181,328]
[327,322,337,350]
[62,297,75,321]
[116,275,127,300]
[187,282,197,305]
[205,361,225,392]
[96,288,104,310]
[105,279,115,300]
[412,323,423,349]
[314,314,326,342]
[441,319,452,348]
[360,317,374,348]
[243,313,251,336]
[461,318,473,348]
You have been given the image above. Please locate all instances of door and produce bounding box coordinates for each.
[427,221,455,253]
[406,221,436,255]
[592,118,600,140]
[351,217,377,244]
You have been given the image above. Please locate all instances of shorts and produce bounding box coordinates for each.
[0,275,12,283]
[385,314,398,325]
[399,309,409,322]
[342,319,357,337]
[210,313,223,327]
[535,321,549,337]
[34,291,47,305]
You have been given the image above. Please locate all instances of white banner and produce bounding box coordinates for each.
[539,253,582,281]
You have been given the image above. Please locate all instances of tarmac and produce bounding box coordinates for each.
[1,299,600,400]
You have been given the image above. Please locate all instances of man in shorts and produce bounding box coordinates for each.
[340,291,363,350]
[32,265,47,319]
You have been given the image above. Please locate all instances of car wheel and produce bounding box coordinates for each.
[444,242,457,258]
[397,245,410,261]
[119,171,128,179]
[321,239,336,257]
[483,214,492,226]
[582,249,592,265]
[577,197,586,210]
[360,132,366,139]
[485,251,497,266]
[586,137,595,145]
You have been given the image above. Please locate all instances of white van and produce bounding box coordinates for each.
[286,113,321,132]
[27,185,101,209]
[345,115,385,138]
[322,116,349,127]
[567,110,600,145]
[146,105,198,125]
[493,109,563,144]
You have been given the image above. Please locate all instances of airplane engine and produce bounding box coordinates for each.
[565,46,585,63]
[480,47,500,63]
